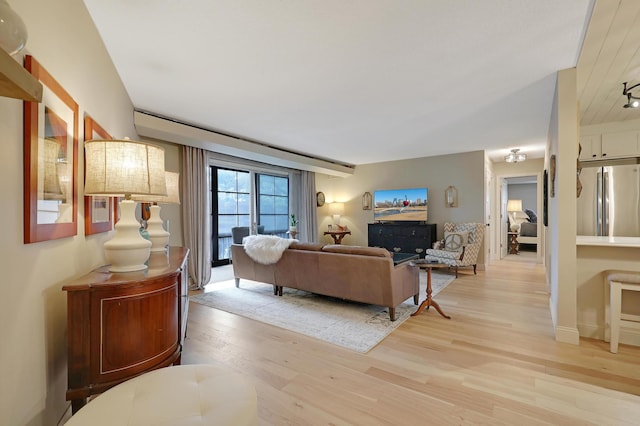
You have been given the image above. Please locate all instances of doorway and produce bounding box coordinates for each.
[493,172,544,264]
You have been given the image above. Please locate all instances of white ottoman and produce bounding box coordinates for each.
[65,364,257,425]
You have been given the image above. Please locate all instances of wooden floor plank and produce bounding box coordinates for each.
[184,256,640,424]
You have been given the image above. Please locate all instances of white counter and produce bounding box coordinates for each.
[576,235,640,247]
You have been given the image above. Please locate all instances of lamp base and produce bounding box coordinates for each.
[510,223,520,232]
[146,204,170,252]
[104,199,152,272]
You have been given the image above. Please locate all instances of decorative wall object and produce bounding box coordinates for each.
[445,185,458,207]
[543,169,548,226]
[0,0,27,56]
[577,143,583,198]
[362,191,372,210]
[550,154,556,197]
[83,115,113,235]
[23,55,78,243]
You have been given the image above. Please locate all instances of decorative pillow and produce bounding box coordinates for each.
[443,231,468,252]
[525,209,538,224]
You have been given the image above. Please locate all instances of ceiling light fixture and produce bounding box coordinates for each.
[622,82,640,108]
[505,149,526,163]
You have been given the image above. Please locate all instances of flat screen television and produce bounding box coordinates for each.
[373,187,428,222]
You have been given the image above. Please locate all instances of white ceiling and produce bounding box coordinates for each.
[83,0,594,166]
[578,0,640,126]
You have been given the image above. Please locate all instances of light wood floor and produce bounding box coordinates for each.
[184,258,640,425]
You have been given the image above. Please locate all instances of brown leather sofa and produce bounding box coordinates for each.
[231,242,419,321]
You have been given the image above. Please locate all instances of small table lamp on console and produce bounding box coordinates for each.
[506,199,523,232]
[84,139,167,272]
[133,172,180,252]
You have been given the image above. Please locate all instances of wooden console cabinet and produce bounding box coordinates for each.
[63,247,189,413]
[368,222,436,258]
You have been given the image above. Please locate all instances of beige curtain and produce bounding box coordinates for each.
[182,146,211,289]
[299,171,318,242]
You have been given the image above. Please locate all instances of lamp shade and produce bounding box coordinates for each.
[506,199,522,212]
[83,139,167,272]
[329,202,344,216]
[84,139,167,198]
[132,172,180,204]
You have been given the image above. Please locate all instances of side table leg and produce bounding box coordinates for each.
[411,267,451,319]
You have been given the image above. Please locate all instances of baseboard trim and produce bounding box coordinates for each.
[555,325,580,345]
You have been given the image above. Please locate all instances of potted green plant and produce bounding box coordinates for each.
[289,214,298,232]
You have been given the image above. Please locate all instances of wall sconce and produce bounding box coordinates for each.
[84,139,167,272]
[133,172,180,252]
[445,186,458,208]
[329,202,344,225]
[362,192,372,210]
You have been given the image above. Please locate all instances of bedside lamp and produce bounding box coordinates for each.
[84,139,167,272]
[133,172,180,252]
[506,199,523,232]
[329,202,344,225]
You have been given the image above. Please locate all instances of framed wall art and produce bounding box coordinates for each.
[83,115,113,235]
[23,55,79,243]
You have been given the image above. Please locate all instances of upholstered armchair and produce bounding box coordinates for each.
[424,222,485,277]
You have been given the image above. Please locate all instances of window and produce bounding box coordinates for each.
[257,173,289,235]
[211,168,250,265]
[210,167,289,265]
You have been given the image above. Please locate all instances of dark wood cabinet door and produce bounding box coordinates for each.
[368,223,436,258]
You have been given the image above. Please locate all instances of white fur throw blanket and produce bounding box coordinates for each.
[243,235,297,265]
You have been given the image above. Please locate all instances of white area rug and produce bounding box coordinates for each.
[190,271,455,353]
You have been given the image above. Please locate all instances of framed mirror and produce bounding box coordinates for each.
[84,115,113,235]
[23,55,78,243]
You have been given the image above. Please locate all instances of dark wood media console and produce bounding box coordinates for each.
[63,247,189,413]
[368,222,437,258]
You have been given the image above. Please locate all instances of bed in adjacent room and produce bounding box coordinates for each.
[510,209,539,249]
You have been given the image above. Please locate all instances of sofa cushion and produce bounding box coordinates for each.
[425,248,463,260]
[289,242,325,251]
[322,245,391,258]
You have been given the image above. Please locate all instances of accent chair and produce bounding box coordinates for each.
[424,222,485,277]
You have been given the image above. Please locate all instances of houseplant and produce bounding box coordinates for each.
[289,214,298,232]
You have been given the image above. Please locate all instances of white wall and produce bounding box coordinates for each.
[508,183,537,212]
[315,150,487,265]
[0,1,137,424]
[548,67,580,344]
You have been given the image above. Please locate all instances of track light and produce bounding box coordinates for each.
[622,82,640,108]
[505,148,526,163]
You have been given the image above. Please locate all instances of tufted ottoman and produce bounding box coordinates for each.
[65,364,258,425]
